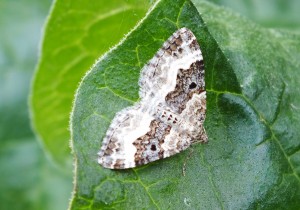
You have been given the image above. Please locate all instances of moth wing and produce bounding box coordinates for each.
[98,106,192,169]
[179,91,207,143]
[98,28,207,169]
[98,104,155,169]
[138,28,203,100]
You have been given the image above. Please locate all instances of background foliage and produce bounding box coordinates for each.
[1,0,299,209]
[0,0,71,210]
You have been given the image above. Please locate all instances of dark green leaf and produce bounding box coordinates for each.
[71,0,300,209]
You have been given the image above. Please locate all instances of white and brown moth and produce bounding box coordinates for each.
[98,28,207,169]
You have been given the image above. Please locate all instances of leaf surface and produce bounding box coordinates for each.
[71,0,300,209]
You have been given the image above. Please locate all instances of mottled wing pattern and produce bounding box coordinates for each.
[98,28,207,169]
[139,28,204,100]
[97,105,155,169]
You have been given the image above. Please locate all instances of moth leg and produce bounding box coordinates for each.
[182,147,194,176]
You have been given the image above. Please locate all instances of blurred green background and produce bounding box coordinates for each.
[0,0,299,210]
[0,1,72,210]
[208,0,300,30]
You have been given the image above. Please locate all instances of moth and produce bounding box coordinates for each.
[98,28,207,169]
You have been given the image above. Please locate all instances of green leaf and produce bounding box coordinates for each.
[30,0,151,167]
[71,0,300,209]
